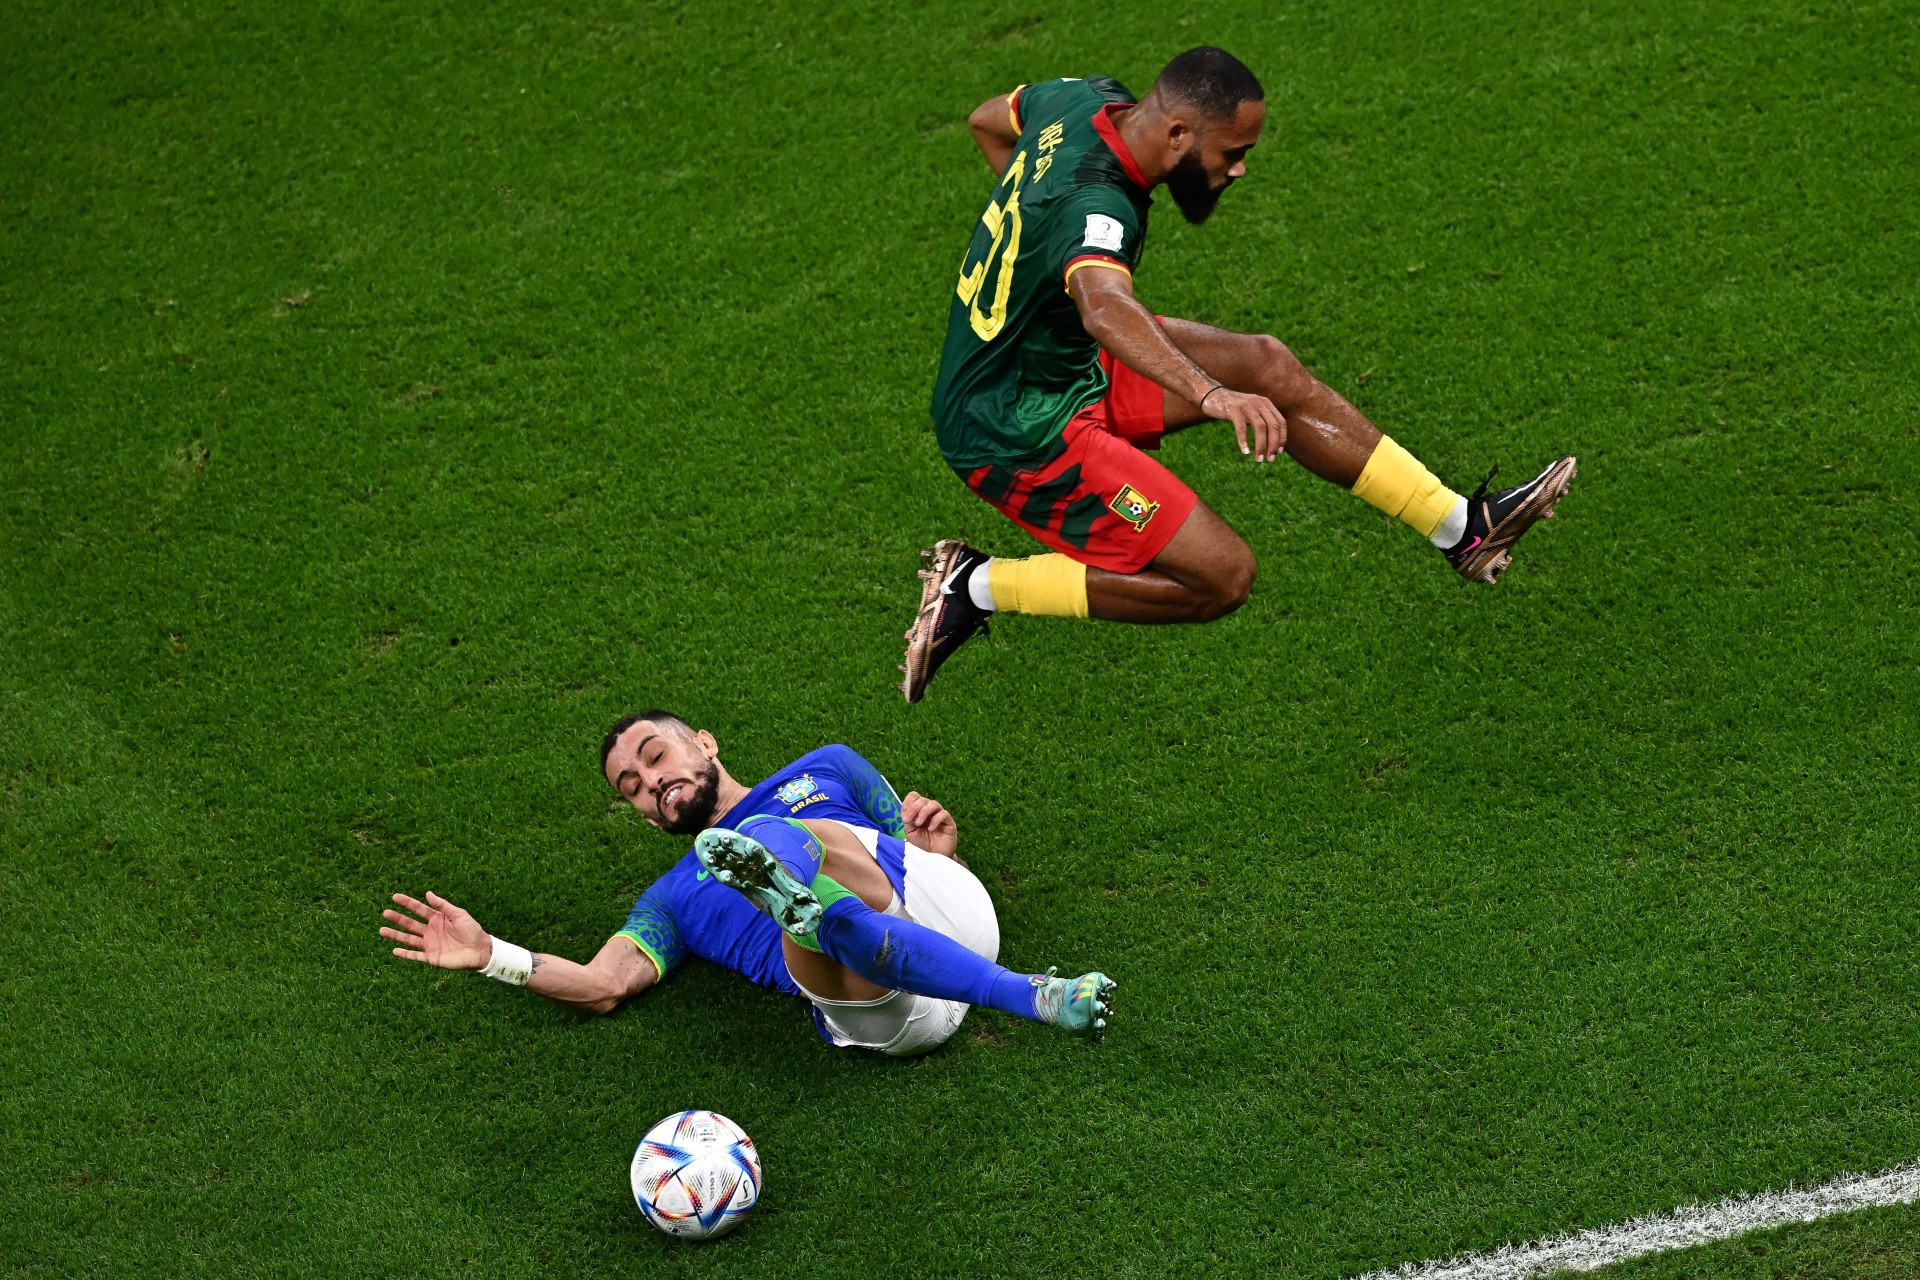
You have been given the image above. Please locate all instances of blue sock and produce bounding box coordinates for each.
[816,896,1043,1022]
[733,813,824,881]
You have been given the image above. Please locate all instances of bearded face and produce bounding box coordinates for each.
[655,755,722,834]
[1166,147,1231,225]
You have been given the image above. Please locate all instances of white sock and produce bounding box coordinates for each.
[1428,496,1469,549]
[967,559,997,611]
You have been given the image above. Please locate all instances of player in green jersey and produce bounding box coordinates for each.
[903,48,1575,702]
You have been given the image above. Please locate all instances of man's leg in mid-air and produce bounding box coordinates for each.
[965,323,1576,615]
[695,816,1114,1041]
[1148,317,1574,586]
[902,318,1572,696]
[901,407,1250,696]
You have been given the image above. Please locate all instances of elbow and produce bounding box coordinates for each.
[1080,305,1121,349]
[581,979,627,1016]
[968,123,1006,168]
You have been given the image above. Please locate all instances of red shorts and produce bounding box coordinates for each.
[958,350,1199,574]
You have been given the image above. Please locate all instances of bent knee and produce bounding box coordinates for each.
[1189,547,1256,621]
[1251,334,1312,403]
[1212,551,1257,617]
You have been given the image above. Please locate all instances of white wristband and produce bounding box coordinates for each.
[480,936,534,986]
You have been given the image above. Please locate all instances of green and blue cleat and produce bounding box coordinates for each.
[694,828,823,938]
[1031,968,1117,1042]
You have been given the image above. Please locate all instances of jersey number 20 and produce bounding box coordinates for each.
[955,150,1026,341]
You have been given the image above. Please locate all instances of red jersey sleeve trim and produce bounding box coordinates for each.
[1089,103,1150,189]
[1007,85,1026,134]
[1063,254,1133,290]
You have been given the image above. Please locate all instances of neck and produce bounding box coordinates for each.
[713,767,750,819]
[1113,97,1174,187]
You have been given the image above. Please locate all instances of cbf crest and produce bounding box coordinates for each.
[776,774,818,806]
[1108,483,1160,532]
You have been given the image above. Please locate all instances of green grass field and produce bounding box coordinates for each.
[4,1,1917,1276]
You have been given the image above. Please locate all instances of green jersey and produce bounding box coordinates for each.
[930,76,1155,468]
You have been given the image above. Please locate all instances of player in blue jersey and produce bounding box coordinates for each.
[380,710,1114,1054]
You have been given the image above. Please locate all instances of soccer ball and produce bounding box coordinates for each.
[629,1109,762,1239]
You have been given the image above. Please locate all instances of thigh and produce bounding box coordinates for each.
[961,419,1201,574]
[799,817,894,908]
[783,819,896,1002]
[807,988,968,1057]
[1142,495,1254,589]
[900,846,1000,963]
[808,987,914,1049]
[1156,316,1306,431]
[783,935,890,1003]
[878,994,970,1057]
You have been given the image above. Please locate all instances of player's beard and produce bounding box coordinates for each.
[658,759,722,835]
[1166,150,1229,225]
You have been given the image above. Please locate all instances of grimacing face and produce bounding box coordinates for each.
[605,720,723,834]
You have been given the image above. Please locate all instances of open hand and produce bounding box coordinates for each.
[381,891,492,970]
[900,791,959,857]
[1207,387,1288,463]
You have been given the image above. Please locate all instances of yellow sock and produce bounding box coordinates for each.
[1351,436,1460,539]
[986,554,1089,618]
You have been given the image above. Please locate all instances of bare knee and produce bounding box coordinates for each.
[1250,334,1312,406]
[1212,545,1258,618]
[1187,543,1257,621]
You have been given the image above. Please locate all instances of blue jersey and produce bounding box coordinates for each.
[613,745,912,996]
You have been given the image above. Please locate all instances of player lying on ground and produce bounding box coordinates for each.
[379,711,1113,1054]
[905,47,1575,701]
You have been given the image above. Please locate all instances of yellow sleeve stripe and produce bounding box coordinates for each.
[611,930,667,982]
[1063,256,1133,290]
[1008,85,1026,134]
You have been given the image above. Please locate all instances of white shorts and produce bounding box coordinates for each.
[800,831,1000,1058]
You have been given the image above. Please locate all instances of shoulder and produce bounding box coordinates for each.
[1015,76,1128,129]
[778,742,885,781]
[770,745,840,786]
[1050,181,1148,258]
[810,742,874,773]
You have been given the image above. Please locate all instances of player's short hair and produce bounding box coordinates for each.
[1154,46,1264,121]
[600,708,693,772]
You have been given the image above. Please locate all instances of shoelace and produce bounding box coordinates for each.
[1469,464,1501,503]
[1030,966,1063,1023]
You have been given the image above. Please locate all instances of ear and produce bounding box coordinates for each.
[1166,117,1196,159]
[695,728,720,759]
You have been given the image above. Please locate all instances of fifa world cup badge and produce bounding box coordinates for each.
[1108,484,1160,532]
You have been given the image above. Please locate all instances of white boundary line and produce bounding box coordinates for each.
[1351,1160,1920,1280]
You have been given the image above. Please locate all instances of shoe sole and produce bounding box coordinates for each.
[694,829,823,937]
[900,539,965,704]
[1067,973,1117,1043]
[1454,456,1577,584]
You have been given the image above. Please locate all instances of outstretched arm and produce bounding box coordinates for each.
[381,891,656,1016]
[1068,264,1290,463]
[968,92,1021,176]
